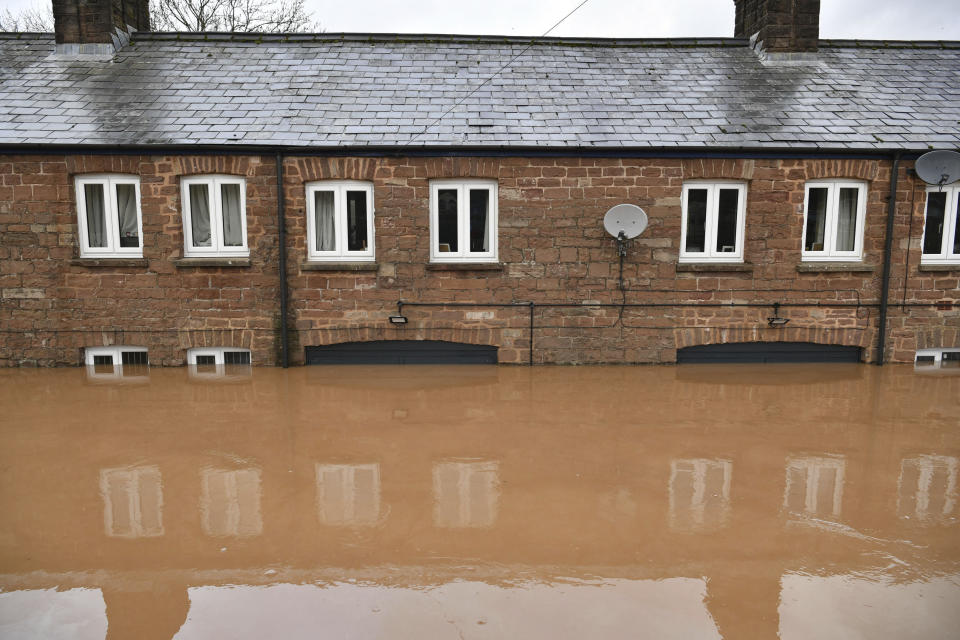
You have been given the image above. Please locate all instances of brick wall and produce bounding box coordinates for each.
[1,153,957,366]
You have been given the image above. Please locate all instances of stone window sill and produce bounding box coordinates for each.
[675,262,753,273]
[173,257,251,268]
[918,263,960,272]
[300,262,378,272]
[796,262,876,273]
[70,258,148,268]
[426,263,504,272]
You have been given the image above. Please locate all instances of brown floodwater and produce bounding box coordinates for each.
[0,363,958,639]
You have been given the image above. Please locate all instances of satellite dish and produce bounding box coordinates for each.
[915,150,960,187]
[603,204,648,239]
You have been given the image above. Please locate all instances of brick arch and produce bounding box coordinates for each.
[673,326,873,352]
[173,155,259,177]
[291,157,380,182]
[65,155,145,176]
[805,159,880,181]
[299,324,500,349]
[681,159,755,180]
[419,157,500,179]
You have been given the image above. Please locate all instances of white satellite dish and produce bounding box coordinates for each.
[915,150,960,187]
[603,204,648,240]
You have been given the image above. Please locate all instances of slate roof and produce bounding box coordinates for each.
[1,31,959,150]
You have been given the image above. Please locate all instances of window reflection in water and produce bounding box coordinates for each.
[784,456,846,520]
[99,466,164,538]
[433,460,499,529]
[898,455,958,524]
[201,468,263,537]
[669,458,732,531]
[315,464,381,526]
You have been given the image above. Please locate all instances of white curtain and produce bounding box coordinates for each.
[221,183,243,247]
[835,188,858,252]
[805,188,828,251]
[116,184,139,248]
[190,184,212,247]
[84,184,107,248]
[315,191,336,251]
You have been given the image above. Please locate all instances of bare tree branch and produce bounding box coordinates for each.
[0,0,320,33]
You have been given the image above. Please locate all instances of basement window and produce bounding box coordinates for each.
[679,182,746,262]
[84,346,148,368]
[181,176,248,258]
[75,175,143,257]
[305,181,375,261]
[921,184,960,264]
[187,348,252,378]
[802,181,867,261]
[430,179,498,263]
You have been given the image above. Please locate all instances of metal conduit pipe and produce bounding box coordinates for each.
[876,151,902,366]
[276,151,289,368]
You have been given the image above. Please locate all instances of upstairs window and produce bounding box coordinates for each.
[921,184,960,264]
[679,182,746,262]
[181,176,248,257]
[75,175,142,257]
[802,181,867,261]
[430,179,498,263]
[305,181,375,261]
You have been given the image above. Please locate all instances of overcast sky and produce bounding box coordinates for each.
[3,0,960,40]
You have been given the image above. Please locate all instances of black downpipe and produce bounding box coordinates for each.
[876,152,901,366]
[276,152,289,368]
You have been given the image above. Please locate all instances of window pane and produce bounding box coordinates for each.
[84,184,107,248]
[715,188,739,253]
[220,183,243,247]
[115,184,139,248]
[121,351,147,365]
[224,351,250,365]
[189,184,212,247]
[684,189,707,253]
[345,190,368,251]
[469,189,489,253]
[437,188,458,252]
[922,192,946,255]
[93,354,113,366]
[805,187,828,251]
[196,355,216,365]
[952,196,960,255]
[314,191,336,251]
[835,187,859,252]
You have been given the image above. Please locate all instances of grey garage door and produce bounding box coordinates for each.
[677,342,862,364]
[305,340,498,365]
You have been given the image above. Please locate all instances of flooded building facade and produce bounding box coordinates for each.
[1,0,959,367]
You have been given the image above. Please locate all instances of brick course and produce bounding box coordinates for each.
[1,153,957,366]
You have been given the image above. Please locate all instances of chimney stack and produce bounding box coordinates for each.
[52,0,150,54]
[733,0,820,53]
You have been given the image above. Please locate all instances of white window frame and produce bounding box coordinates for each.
[181,175,249,258]
[429,179,498,263]
[801,180,868,262]
[186,347,251,365]
[920,184,960,264]
[679,181,747,263]
[84,345,148,367]
[305,180,375,262]
[75,174,143,258]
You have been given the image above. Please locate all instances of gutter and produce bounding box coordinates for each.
[0,143,929,161]
[876,151,902,365]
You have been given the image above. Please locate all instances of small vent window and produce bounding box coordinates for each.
[84,346,149,382]
[121,351,148,366]
[224,351,251,365]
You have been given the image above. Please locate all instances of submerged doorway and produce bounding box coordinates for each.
[677,342,862,364]
[305,340,498,365]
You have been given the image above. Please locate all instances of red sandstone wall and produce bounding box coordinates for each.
[1,154,957,366]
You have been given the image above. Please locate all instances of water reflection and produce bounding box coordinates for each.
[99,466,164,538]
[783,456,845,520]
[669,459,732,532]
[85,363,150,384]
[316,464,381,526]
[201,468,263,537]
[0,364,958,638]
[433,460,500,528]
[898,455,958,524]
